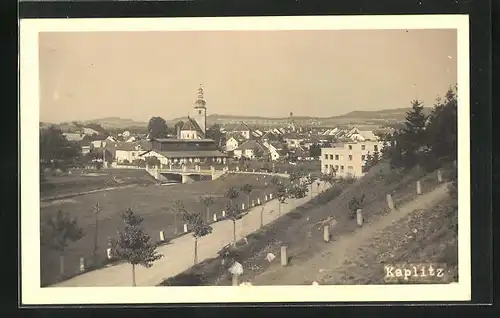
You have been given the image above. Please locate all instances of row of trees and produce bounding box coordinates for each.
[42,169,324,286]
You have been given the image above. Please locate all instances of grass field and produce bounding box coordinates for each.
[40,172,289,287]
[160,161,455,286]
[40,168,158,199]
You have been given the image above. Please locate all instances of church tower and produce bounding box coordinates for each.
[193,84,207,136]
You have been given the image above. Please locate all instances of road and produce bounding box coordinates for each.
[51,180,330,287]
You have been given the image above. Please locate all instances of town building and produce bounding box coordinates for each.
[140,139,226,165]
[225,133,247,152]
[321,141,384,178]
[233,140,268,160]
[232,122,252,140]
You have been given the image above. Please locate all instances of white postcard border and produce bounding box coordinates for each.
[20,15,471,305]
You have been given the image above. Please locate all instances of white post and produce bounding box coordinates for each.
[160,230,165,241]
[324,225,330,242]
[222,210,226,217]
[387,194,395,211]
[213,213,217,222]
[257,198,261,205]
[265,195,268,201]
[232,274,239,286]
[356,209,363,226]
[281,246,288,266]
[79,257,85,272]
[242,203,245,210]
[437,170,443,182]
[184,224,188,233]
[416,180,422,195]
[106,247,112,260]
[270,194,273,200]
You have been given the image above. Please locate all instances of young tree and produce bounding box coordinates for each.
[40,210,85,277]
[147,117,168,140]
[348,194,365,219]
[240,184,253,209]
[305,174,318,198]
[182,210,213,264]
[225,203,244,243]
[201,195,215,223]
[112,209,163,286]
[225,187,240,206]
[320,171,336,186]
[171,200,186,235]
[274,182,289,216]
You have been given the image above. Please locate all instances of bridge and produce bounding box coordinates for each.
[144,165,289,184]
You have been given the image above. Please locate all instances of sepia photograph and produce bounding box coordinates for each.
[20,15,470,304]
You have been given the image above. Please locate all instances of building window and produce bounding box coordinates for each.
[335,155,339,160]
[340,155,344,160]
[374,145,378,151]
[348,166,353,170]
[348,145,353,150]
[340,165,344,171]
[324,165,328,170]
[324,154,328,159]
[348,155,353,161]
[330,154,333,160]
[362,155,366,161]
[330,164,334,169]
[361,145,366,150]
[335,165,339,170]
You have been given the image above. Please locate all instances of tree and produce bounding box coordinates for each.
[240,184,253,209]
[40,210,85,277]
[393,99,428,169]
[147,117,168,140]
[39,125,81,170]
[206,124,226,150]
[274,181,289,216]
[145,156,161,168]
[225,203,244,243]
[182,210,213,264]
[253,146,264,159]
[305,174,318,198]
[425,87,457,166]
[348,194,365,219]
[225,187,240,206]
[309,143,322,158]
[112,209,163,286]
[320,170,336,186]
[201,195,215,223]
[171,200,186,235]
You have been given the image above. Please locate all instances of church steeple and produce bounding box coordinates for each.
[194,84,206,109]
[193,84,207,136]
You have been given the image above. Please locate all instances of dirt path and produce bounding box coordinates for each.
[250,182,451,285]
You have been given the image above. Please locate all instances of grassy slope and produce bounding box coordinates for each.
[40,173,285,287]
[161,161,456,286]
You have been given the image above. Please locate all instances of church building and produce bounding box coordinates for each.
[141,85,227,165]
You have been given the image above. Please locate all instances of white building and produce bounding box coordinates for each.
[321,141,384,178]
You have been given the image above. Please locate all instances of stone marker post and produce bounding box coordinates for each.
[184,224,188,233]
[323,225,330,242]
[160,230,165,242]
[281,246,288,266]
[213,214,217,222]
[416,180,422,195]
[387,194,395,211]
[257,198,261,205]
[437,170,443,183]
[356,209,363,226]
[242,203,245,210]
[222,210,226,217]
[79,257,85,272]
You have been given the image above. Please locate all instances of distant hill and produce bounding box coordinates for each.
[79,117,148,130]
[46,107,433,131]
[169,107,433,127]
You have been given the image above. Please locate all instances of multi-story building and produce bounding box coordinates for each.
[321,141,384,178]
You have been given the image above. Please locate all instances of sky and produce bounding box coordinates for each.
[38,29,457,123]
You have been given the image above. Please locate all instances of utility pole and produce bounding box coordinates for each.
[92,202,101,266]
